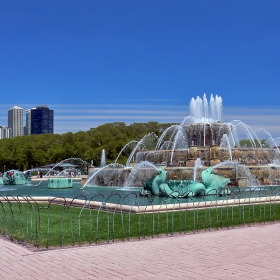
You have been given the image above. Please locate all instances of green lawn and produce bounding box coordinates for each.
[0,201,279,249]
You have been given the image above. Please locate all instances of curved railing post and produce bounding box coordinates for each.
[0,196,12,238]
[69,195,88,246]
[5,195,19,241]
[120,193,139,241]
[87,194,104,245]
[26,196,41,249]
[47,197,67,248]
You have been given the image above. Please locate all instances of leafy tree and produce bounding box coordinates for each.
[0,122,176,171]
[239,138,271,148]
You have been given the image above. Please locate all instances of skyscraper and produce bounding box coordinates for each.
[25,108,34,135]
[8,106,23,137]
[30,105,54,134]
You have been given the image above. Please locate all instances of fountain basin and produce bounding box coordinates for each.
[0,183,279,212]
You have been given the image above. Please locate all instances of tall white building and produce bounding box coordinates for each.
[0,126,12,139]
[8,106,23,137]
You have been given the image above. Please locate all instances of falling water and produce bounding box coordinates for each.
[81,163,125,189]
[231,120,261,147]
[193,158,203,181]
[123,161,158,189]
[214,161,260,187]
[114,140,138,163]
[256,128,280,151]
[100,149,106,167]
[155,125,179,150]
[170,125,187,164]
[275,137,280,147]
[220,134,233,161]
[126,133,158,167]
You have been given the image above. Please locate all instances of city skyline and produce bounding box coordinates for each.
[0,1,280,137]
[1,101,280,138]
[0,104,53,138]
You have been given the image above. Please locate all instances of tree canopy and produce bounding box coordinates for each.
[0,122,173,171]
[0,121,272,172]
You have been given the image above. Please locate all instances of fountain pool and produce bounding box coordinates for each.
[1,180,279,208]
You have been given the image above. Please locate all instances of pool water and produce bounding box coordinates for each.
[1,181,279,206]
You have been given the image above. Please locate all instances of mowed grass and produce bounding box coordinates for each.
[0,201,279,248]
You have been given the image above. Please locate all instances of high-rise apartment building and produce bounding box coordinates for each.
[0,126,12,139]
[30,105,54,134]
[25,108,35,135]
[8,106,23,137]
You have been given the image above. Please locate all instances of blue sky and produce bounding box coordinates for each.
[0,0,279,137]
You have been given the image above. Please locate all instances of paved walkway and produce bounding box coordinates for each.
[1,223,280,279]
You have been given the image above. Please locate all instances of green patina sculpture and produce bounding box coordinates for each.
[48,178,73,189]
[140,167,231,197]
[201,166,231,195]
[0,170,31,185]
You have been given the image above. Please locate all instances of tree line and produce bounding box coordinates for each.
[0,122,173,171]
[0,121,270,172]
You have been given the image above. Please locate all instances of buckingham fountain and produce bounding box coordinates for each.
[0,94,279,200]
[82,94,280,197]
[2,94,277,198]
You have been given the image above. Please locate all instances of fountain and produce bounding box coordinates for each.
[83,93,280,192]
[0,94,278,207]
[0,170,31,185]
[28,158,90,188]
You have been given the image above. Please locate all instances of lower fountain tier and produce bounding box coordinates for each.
[86,165,280,188]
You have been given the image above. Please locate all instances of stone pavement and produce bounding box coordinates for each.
[1,223,280,279]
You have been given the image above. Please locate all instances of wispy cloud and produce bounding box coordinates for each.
[0,103,279,137]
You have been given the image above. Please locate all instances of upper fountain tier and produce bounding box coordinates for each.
[190,94,222,123]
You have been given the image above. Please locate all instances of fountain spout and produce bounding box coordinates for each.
[100,149,106,167]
